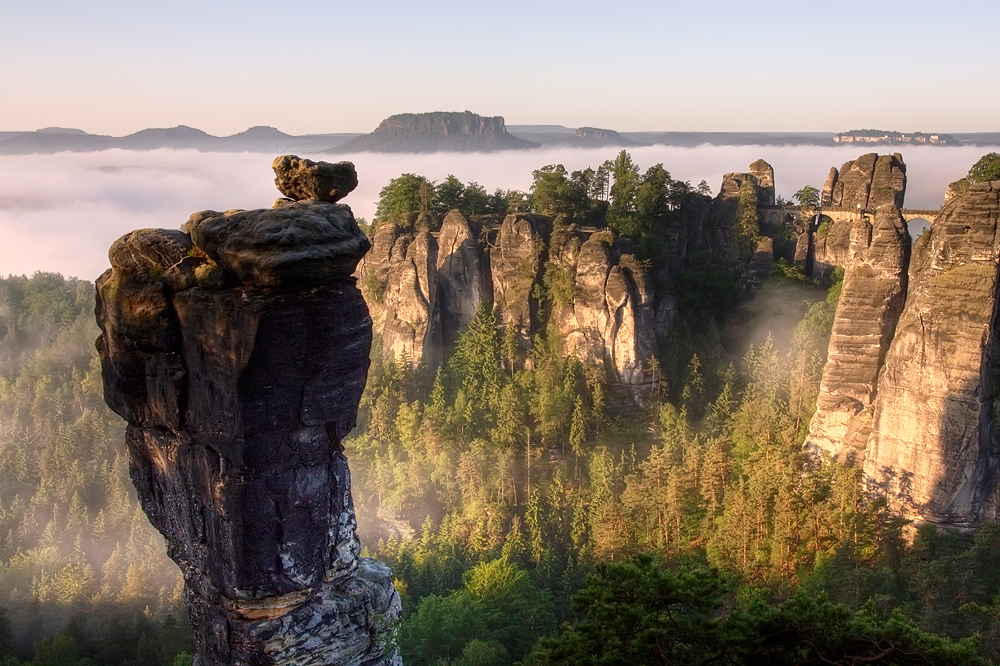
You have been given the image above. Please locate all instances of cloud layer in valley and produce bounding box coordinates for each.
[0,145,989,281]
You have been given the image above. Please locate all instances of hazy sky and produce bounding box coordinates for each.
[0,145,979,280]
[1,0,997,135]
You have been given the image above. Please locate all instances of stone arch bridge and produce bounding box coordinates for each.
[759,206,939,228]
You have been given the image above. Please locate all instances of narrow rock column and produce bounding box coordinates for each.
[96,156,401,665]
[804,205,910,460]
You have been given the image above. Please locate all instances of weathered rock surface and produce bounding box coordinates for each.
[805,206,910,460]
[718,160,775,205]
[357,210,661,387]
[491,214,549,346]
[748,159,776,207]
[382,230,441,367]
[436,210,484,347]
[96,159,400,665]
[865,181,1000,525]
[551,233,655,386]
[271,155,358,203]
[821,167,839,207]
[812,218,855,278]
[826,153,906,210]
[185,202,370,288]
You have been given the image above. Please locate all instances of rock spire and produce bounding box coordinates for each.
[96,156,401,665]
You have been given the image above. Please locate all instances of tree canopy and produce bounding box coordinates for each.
[969,153,1000,184]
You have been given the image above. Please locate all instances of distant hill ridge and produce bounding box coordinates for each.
[336,111,539,153]
[0,125,361,155]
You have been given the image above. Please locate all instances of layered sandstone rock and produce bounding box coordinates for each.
[717,160,775,204]
[825,153,906,210]
[804,206,910,460]
[809,153,908,279]
[96,157,400,666]
[490,213,550,346]
[552,233,655,386]
[865,181,1000,525]
[382,230,441,367]
[748,159,776,207]
[271,155,358,204]
[436,210,484,348]
[821,167,839,207]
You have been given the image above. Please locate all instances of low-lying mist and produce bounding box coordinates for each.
[0,144,989,281]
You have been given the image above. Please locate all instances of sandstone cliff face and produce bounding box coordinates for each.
[490,214,549,346]
[825,153,906,210]
[382,230,441,367]
[808,153,908,279]
[717,160,775,205]
[865,181,1000,526]
[358,210,661,387]
[96,157,400,666]
[551,233,656,385]
[748,159,776,207]
[437,210,485,347]
[805,206,910,460]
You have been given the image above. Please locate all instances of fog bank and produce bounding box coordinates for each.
[0,145,988,281]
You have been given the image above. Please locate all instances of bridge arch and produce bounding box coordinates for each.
[905,217,933,238]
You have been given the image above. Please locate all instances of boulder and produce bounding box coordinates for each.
[185,202,370,288]
[271,154,358,203]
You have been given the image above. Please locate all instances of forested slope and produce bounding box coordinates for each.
[0,274,191,665]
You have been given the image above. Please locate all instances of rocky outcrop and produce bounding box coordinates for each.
[805,206,910,460]
[437,210,484,347]
[807,154,908,279]
[825,153,906,210]
[491,214,549,346]
[865,181,1000,526]
[812,217,855,278]
[383,230,441,367]
[357,210,661,387]
[748,159,776,207]
[718,160,775,206]
[271,155,358,203]
[821,167,839,207]
[95,157,400,666]
[552,233,656,386]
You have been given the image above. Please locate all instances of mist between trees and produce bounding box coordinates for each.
[3,152,1000,665]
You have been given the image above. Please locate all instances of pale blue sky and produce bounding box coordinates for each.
[1,0,995,134]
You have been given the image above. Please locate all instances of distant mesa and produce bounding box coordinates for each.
[573,127,639,147]
[334,111,539,153]
[35,127,90,135]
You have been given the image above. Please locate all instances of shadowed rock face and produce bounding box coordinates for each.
[96,157,400,666]
[865,181,1000,526]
